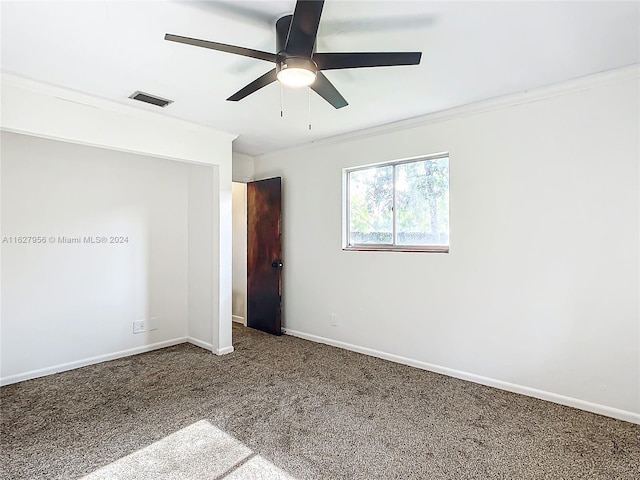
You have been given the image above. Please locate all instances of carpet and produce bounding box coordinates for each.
[1,324,638,479]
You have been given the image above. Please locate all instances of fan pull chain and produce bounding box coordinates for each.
[280,82,284,117]
[308,87,312,131]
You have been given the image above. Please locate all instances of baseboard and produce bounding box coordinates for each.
[232,315,246,326]
[283,329,640,425]
[215,346,234,355]
[187,337,233,355]
[0,337,189,387]
[186,337,213,351]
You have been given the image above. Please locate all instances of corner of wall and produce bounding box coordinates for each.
[232,152,255,183]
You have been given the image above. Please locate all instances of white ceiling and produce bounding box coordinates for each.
[2,1,639,155]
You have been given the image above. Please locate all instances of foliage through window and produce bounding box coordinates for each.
[345,154,449,252]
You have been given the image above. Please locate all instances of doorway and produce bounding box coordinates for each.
[231,178,283,335]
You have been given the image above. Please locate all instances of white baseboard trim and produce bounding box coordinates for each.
[186,337,234,356]
[186,337,213,351]
[232,315,246,325]
[0,337,189,387]
[215,346,235,355]
[283,329,640,425]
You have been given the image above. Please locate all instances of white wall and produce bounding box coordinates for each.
[0,74,235,383]
[1,132,192,379]
[213,151,234,355]
[232,152,254,183]
[253,66,640,423]
[232,183,248,323]
[187,164,216,348]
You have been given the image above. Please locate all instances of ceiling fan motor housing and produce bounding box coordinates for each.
[275,15,293,54]
[275,14,318,87]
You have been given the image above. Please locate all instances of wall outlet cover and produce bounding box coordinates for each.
[133,320,146,334]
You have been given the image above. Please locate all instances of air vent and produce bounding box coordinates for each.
[129,91,173,108]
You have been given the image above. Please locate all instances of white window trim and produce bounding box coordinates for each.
[343,152,450,253]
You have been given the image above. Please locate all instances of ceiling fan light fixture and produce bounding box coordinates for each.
[277,67,316,87]
[276,57,317,87]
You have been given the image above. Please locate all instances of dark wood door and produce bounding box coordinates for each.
[247,177,282,335]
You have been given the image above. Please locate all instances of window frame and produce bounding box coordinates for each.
[343,153,450,253]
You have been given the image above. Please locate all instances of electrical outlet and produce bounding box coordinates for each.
[330,313,338,327]
[133,320,146,334]
[149,317,159,331]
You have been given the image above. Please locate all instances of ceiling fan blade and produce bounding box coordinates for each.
[285,0,324,57]
[314,52,422,70]
[165,34,276,63]
[311,72,348,109]
[227,69,278,102]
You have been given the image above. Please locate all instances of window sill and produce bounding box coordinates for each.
[343,245,449,253]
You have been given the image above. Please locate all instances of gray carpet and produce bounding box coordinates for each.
[1,324,638,479]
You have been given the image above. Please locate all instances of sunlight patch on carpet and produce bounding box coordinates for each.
[81,420,297,479]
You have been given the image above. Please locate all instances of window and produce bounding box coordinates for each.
[344,153,449,252]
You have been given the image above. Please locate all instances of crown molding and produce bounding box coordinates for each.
[256,64,640,159]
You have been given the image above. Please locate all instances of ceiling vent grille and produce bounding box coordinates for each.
[129,91,173,108]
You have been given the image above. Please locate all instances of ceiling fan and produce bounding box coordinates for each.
[165,0,422,109]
